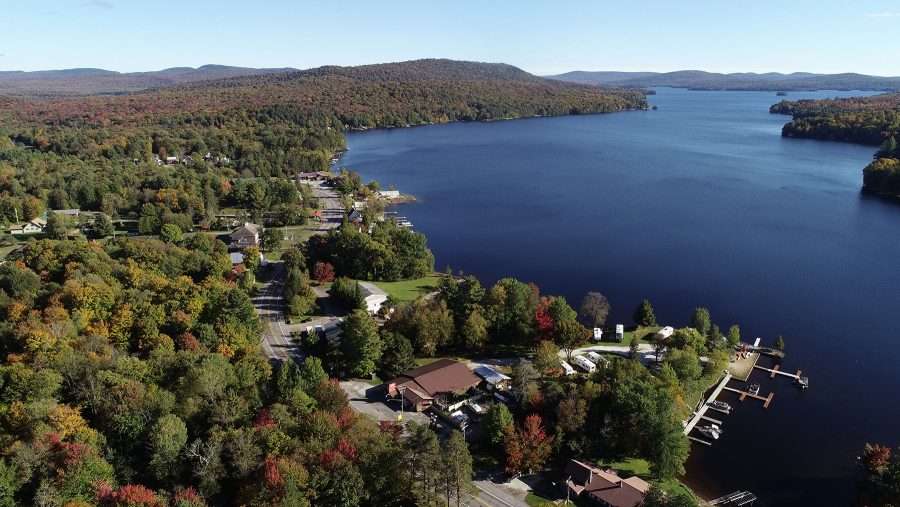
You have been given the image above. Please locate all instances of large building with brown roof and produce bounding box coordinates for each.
[386,359,482,412]
[564,459,650,507]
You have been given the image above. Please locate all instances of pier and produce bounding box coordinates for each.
[723,386,774,408]
[687,436,712,446]
[753,364,801,380]
[683,372,732,436]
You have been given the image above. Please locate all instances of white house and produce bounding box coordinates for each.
[573,355,597,373]
[10,217,47,235]
[229,223,261,249]
[358,281,388,314]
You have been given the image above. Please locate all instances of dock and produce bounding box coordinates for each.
[683,372,732,436]
[753,364,801,380]
[701,415,722,424]
[723,386,774,408]
[687,436,712,446]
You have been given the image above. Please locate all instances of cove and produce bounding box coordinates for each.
[341,87,895,506]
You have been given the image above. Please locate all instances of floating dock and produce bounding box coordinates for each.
[723,386,774,408]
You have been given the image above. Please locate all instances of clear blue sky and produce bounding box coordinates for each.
[2,0,900,75]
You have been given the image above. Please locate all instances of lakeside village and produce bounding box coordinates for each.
[0,160,807,507]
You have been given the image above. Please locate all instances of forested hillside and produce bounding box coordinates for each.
[549,69,900,91]
[0,59,647,230]
[0,65,296,96]
[771,94,900,197]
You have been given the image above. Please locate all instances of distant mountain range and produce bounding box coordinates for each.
[547,70,900,91]
[0,64,296,96]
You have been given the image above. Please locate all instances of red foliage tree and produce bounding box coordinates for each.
[97,484,165,507]
[863,443,892,474]
[177,332,202,352]
[173,487,207,507]
[313,261,335,283]
[534,298,554,341]
[503,424,525,477]
[264,455,284,489]
[253,408,276,429]
[520,414,553,475]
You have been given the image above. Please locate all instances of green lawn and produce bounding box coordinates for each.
[622,326,662,345]
[524,492,556,507]
[374,274,443,303]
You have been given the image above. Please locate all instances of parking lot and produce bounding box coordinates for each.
[339,380,431,425]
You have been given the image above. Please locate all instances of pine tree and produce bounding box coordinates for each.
[633,299,657,327]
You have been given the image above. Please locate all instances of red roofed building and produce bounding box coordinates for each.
[386,359,481,412]
[564,459,650,507]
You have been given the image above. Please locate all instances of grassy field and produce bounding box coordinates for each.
[374,274,443,303]
[622,326,662,345]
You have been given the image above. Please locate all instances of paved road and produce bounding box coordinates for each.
[310,181,344,231]
[253,262,304,362]
[462,480,529,507]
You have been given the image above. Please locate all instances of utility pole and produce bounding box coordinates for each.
[397,385,406,422]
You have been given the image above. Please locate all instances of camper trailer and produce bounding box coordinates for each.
[560,360,577,376]
[573,355,597,373]
[586,351,608,366]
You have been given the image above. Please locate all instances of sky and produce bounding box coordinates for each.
[2,0,900,76]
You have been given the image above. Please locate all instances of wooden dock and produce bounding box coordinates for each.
[701,415,723,424]
[687,436,712,446]
[723,386,774,408]
[753,364,801,380]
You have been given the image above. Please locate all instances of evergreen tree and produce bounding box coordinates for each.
[633,298,657,327]
[690,307,711,336]
[340,310,382,378]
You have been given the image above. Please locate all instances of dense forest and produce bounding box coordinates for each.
[771,93,900,198]
[0,59,646,229]
[0,65,296,97]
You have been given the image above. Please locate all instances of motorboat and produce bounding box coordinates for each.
[796,376,809,389]
[697,425,721,440]
[748,384,761,396]
[708,400,732,412]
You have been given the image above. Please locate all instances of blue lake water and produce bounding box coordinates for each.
[341,87,896,506]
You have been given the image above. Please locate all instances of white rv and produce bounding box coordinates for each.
[586,351,607,366]
[573,355,597,373]
[559,360,577,376]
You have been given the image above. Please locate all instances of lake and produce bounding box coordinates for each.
[340,87,897,506]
